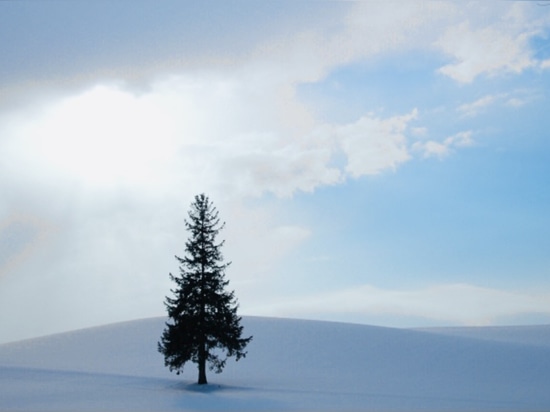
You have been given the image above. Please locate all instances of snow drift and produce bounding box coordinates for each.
[1,316,550,411]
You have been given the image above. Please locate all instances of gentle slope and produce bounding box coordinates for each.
[1,316,550,411]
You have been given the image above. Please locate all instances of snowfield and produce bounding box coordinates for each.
[1,316,550,411]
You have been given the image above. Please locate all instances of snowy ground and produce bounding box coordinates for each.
[1,316,550,411]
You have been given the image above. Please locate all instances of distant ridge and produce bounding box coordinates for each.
[416,323,550,347]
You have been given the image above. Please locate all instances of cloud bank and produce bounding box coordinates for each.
[253,283,550,327]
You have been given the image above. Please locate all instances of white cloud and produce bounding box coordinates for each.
[413,131,474,159]
[336,110,417,178]
[1,67,427,201]
[413,140,451,159]
[253,283,550,327]
[4,2,540,196]
[434,3,546,83]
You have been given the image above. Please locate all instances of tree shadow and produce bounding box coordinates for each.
[169,380,285,410]
[172,380,255,393]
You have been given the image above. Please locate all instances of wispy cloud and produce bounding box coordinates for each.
[457,95,500,117]
[413,131,474,159]
[457,90,536,117]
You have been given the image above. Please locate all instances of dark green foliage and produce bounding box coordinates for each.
[158,194,252,384]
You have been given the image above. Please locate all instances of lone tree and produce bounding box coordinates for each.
[158,194,252,385]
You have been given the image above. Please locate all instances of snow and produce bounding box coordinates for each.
[416,324,550,348]
[1,316,550,411]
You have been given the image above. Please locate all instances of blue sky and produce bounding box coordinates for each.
[1,1,550,342]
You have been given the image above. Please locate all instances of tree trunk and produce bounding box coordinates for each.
[198,258,208,385]
[198,363,207,384]
[198,342,207,384]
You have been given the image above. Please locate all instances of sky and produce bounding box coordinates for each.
[1,0,550,343]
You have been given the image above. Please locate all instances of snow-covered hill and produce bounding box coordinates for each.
[1,316,550,411]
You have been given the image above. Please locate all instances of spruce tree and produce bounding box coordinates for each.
[158,193,252,385]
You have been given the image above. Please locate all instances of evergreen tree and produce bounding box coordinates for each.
[158,194,252,385]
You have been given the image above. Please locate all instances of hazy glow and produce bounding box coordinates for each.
[10,86,179,187]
